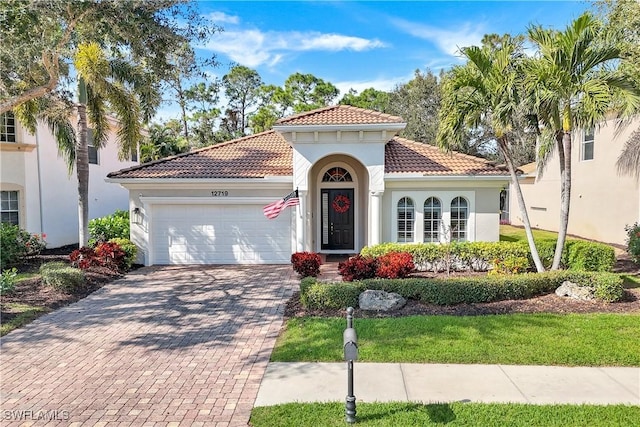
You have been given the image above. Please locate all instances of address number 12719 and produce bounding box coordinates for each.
[211,191,229,197]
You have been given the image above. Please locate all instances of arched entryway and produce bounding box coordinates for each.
[310,156,368,254]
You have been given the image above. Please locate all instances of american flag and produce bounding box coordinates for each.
[263,189,300,219]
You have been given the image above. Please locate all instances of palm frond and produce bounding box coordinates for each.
[616,127,640,180]
[86,85,109,149]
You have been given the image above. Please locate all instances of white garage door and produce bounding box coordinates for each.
[151,204,292,264]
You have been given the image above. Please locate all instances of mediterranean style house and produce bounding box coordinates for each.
[509,115,640,246]
[108,106,510,265]
[0,111,137,248]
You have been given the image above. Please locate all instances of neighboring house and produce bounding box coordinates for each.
[0,111,138,248]
[107,105,510,265]
[509,115,640,246]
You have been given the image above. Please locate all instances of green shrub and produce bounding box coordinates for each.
[565,241,616,272]
[0,223,47,269]
[303,281,364,309]
[625,223,640,264]
[109,238,138,271]
[489,256,530,275]
[88,209,130,247]
[298,271,625,309]
[39,262,85,293]
[0,267,18,295]
[362,239,615,273]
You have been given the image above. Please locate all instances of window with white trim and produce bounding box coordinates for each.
[581,127,594,161]
[397,197,414,242]
[1,112,16,142]
[423,197,441,243]
[1,191,19,225]
[322,167,352,182]
[87,128,98,164]
[450,196,468,242]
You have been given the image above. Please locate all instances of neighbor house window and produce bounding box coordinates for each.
[322,167,352,182]
[581,127,594,161]
[1,191,19,225]
[450,196,468,242]
[397,197,414,242]
[1,112,16,142]
[423,197,441,243]
[87,128,98,164]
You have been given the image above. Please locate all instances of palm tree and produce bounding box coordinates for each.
[526,12,640,270]
[437,35,546,272]
[15,42,158,246]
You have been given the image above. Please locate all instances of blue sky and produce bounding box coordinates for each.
[159,1,592,119]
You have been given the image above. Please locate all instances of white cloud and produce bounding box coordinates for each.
[391,17,484,57]
[208,11,240,25]
[334,73,414,96]
[201,30,386,68]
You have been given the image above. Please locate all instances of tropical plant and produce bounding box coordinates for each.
[525,12,640,270]
[437,34,546,272]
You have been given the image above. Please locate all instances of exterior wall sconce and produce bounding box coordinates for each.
[132,207,142,225]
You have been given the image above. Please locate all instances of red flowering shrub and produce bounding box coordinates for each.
[338,255,378,282]
[291,252,322,277]
[95,241,126,271]
[70,246,100,270]
[70,242,126,272]
[375,252,415,279]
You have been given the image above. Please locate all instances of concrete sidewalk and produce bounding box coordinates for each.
[255,362,640,406]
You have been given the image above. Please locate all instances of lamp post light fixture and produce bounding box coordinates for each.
[343,306,358,424]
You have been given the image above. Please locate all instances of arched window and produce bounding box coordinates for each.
[397,197,414,242]
[450,197,468,242]
[322,167,352,182]
[423,197,441,243]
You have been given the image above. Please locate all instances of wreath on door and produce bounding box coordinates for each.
[332,194,351,213]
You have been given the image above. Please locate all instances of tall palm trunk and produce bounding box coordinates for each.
[76,78,90,247]
[498,137,545,272]
[552,130,572,270]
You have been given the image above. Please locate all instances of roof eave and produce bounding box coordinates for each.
[272,123,406,133]
[384,174,510,181]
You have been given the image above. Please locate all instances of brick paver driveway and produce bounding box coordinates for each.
[1,265,297,426]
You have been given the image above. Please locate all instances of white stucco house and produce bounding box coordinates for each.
[107,106,510,265]
[509,115,640,246]
[0,111,138,248]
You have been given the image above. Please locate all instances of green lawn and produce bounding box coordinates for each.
[251,402,640,427]
[0,303,48,336]
[499,224,562,242]
[272,313,640,366]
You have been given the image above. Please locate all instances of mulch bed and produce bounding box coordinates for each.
[285,255,640,319]
[2,251,639,327]
[1,253,122,323]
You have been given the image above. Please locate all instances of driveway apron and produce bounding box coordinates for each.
[1,265,297,427]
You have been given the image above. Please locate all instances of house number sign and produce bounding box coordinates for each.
[211,191,229,197]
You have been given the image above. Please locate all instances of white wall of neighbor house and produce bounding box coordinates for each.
[1,117,136,248]
[510,117,640,246]
[380,179,506,245]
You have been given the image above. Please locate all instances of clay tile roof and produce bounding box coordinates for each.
[107,130,292,179]
[276,105,404,126]
[385,137,509,176]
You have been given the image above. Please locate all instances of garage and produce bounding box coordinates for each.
[149,202,293,265]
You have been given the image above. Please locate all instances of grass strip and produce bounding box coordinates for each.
[0,303,48,336]
[272,313,640,366]
[251,402,640,427]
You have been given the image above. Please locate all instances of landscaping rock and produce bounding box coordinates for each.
[359,290,407,311]
[555,281,595,301]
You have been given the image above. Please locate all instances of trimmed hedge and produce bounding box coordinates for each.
[40,262,85,293]
[299,271,624,310]
[360,240,616,273]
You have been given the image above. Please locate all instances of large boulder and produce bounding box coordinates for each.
[359,290,406,311]
[555,281,595,301]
